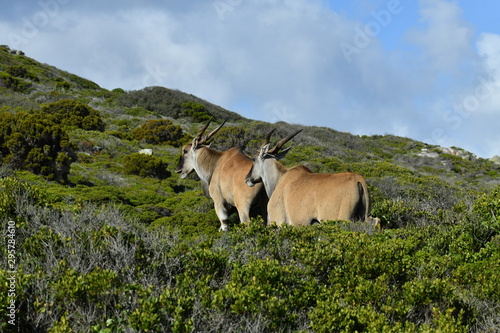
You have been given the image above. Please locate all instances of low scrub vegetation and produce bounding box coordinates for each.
[1,180,498,332]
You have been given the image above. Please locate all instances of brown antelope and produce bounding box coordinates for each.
[175,118,267,231]
[246,129,379,227]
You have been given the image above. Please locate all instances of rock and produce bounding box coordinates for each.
[418,148,439,159]
[437,147,476,160]
[138,148,153,155]
[490,156,500,165]
[9,49,25,55]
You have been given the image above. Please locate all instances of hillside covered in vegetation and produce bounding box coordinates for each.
[1,45,499,332]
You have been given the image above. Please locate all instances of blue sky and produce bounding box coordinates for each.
[1,0,500,158]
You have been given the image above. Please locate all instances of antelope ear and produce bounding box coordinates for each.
[275,147,291,160]
[192,139,200,150]
[259,143,271,159]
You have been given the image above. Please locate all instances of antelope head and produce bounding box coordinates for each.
[245,128,302,191]
[175,117,226,179]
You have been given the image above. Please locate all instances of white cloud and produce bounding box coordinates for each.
[427,31,500,157]
[476,32,500,115]
[478,33,500,75]
[407,0,474,72]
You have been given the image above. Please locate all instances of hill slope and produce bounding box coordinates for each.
[1,46,499,332]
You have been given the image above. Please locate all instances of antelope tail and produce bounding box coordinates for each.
[356,182,370,222]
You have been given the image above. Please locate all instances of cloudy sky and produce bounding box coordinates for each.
[1,0,499,158]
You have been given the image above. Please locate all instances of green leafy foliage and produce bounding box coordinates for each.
[40,99,105,131]
[180,101,211,122]
[131,119,186,146]
[0,177,51,218]
[5,65,38,81]
[0,111,75,181]
[473,184,500,230]
[0,71,32,92]
[122,153,171,179]
[55,80,71,91]
[151,189,220,236]
[211,126,250,150]
[2,200,498,332]
[66,73,101,90]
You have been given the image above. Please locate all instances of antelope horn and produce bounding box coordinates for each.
[201,118,227,144]
[268,129,303,155]
[264,128,276,145]
[195,117,213,142]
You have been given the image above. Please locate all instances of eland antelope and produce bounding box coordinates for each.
[175,118,267,231]
[246,129,379,227]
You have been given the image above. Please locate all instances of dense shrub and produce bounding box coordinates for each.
[66,73,101,90]
[180,101,211,122]
[122,153,171,179]
[473,184,500,230]
[211,126,249,150]
[131,119,186,146]
[40,99,105,131]
[0,71,31,92]
[151,189,220,236]
[5,65,38,81]
[0,112,75,181]
[112,87,125,94]
[124,106,154,117]
[0,177,51,218]
[55,80,71,91]
[368,171,462,228]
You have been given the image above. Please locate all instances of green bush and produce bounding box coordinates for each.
[0,177,51,218]
[131,119,186,146]
[5,65,38,81]
[180,101,211,122]
[112,87,125,94]
[124,106,154,117]
[55,80,71,91]
[211,126,249,150]
[66,73,101,90]
[0,112,75,181]
[122,153,171,179]
[0,71,32,92]
[473,184,500,230]
[40,99,105,131]
[151,190,220,237]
